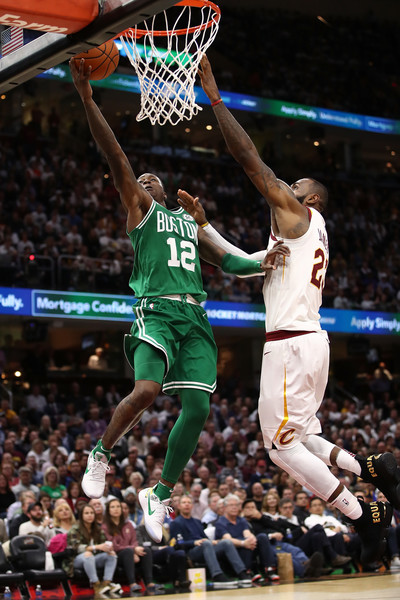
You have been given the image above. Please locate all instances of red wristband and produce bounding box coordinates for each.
[211,99,223,107]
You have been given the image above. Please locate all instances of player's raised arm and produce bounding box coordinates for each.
[198,56,309,238]
[69,58,150,229]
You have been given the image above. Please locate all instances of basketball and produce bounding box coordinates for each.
[73,41,119,80]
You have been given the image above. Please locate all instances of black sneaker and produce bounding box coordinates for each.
[350,499,392,564]
[303,551,324,578]
[237,571,252,587]
[212,574,238,589]
[251,573,264,585]
[265,566,280,583]
[331,554,352,568]
[357,453,400,509]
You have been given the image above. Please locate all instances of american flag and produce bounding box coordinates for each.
[1,26,24,57]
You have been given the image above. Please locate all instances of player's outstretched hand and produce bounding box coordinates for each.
[198,55,220,104]
[262,241,290,270]
[69,58,93,102]
[177,189,208,226]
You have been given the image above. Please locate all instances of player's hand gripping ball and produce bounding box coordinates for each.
[73,41,119,80]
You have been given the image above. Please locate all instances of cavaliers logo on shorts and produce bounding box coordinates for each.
[278,428,296,446]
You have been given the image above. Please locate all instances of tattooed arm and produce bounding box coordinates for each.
[198,56,310,239]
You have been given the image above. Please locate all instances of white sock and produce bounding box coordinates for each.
[304,435,361,475]
[330,488,362,520]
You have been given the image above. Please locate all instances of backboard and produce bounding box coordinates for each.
[0,0,177,94]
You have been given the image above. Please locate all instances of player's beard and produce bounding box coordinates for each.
[297,193,308,204]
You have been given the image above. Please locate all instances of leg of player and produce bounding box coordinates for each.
[82,343,165,499]
[139,387,211,542]
[269,443,393,564]
[303,434,400,509]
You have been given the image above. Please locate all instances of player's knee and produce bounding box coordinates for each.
[269,448,279,465]
[131,381,159,411]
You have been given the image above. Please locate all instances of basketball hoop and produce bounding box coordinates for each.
[118,0,221,126]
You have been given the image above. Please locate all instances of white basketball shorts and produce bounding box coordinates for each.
[259,330,329,450]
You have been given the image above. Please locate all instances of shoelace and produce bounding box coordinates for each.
[152,498,173,523]
[90,459,110,481]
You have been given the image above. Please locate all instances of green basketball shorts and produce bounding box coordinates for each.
[124,296,217,395]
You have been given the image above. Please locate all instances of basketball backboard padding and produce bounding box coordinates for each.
[0,0,99,34]
[0,0,177,94]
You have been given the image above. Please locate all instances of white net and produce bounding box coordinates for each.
[119,0,220,126]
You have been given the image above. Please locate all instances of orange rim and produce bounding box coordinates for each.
[117,0,221,39]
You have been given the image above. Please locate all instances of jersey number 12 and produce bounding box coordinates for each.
[167,237,196,272]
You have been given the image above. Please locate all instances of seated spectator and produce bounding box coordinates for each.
[38,415,54,441]
[25,455,44,486]
[122,492,143,527]
[66,481,86,516]
[26,438,47,472]
[376,490,400,569]
[55,422,74,454]
[39,491,54,521]
[136,521,191,591]
[242,499,324,578]
[249,482,265,511]
[293,491,310,525]
[122,471,144,499]
[278,499,351,569]
[248,459,273,490]
[65,459,83,488]
[261,489,280,519]
[25,384,47,424]
[119,446,146,477]
[84,403,107,446]
[11,465,40,500]
[200,474,219,504]
[87,347,108,370]
[215,493,279,583]
[201,491,222,526]
[18,501,55,569]
[42,432,69,466]
[8,491,37,537]
[304,498,350,559]
[0,473,16,518]
[63,504,118,598]
[41,466,67,500]
[179,468,194,494]
[0,518,7,544]
[102,498,158,595]
[194,465,211,490]
[170,495,252,588]
[190,483,208,520]
[53,501,76,534]
[3,437,25,471]
[89,499,104,526]
[1,462,18,488]
[127,426,151,458]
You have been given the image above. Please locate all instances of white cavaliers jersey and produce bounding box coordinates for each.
[263,207,329,332]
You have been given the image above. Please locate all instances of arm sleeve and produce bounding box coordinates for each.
[221,253,263,276]
[203,223,266,261]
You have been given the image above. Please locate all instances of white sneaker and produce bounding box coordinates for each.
[81,450,110,498]
[391,556,400,569]
[108,582,122,597]
[138,487,172,543]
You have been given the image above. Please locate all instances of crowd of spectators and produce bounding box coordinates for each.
[212,8,400,119]
[0,128,400,312]
[0,367,398,592]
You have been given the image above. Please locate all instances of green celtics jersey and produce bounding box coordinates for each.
[127,200,207,302]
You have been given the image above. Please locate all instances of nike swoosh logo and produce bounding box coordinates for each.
[148,490,155,515]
